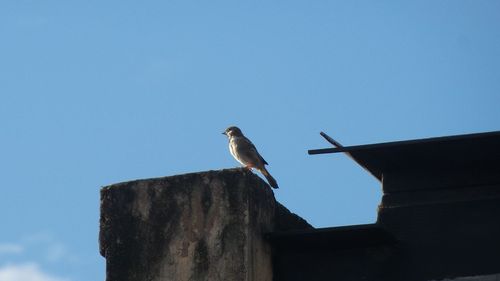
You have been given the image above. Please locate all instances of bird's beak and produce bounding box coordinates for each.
[222,131,227,135]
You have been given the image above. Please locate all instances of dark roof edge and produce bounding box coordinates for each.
[266,223,381,238]
[266,223,397,251]
[308,130,500,155]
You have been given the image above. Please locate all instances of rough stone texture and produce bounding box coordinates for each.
[99,168,311,281]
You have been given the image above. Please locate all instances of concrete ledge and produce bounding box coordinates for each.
[99,168,311,281]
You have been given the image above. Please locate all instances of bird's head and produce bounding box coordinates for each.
[222,126,243,138]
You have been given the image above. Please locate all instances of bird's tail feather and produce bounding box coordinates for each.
[260,167,279,189]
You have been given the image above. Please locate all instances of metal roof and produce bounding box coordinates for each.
[308,131,500,181]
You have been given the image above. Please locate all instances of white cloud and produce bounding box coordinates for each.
[21,231,54,245]
[46,243,74,264]
[0,243,24,255]
[19,231,79,264]
[0,263,69,281]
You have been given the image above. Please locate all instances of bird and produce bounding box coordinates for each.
[223,126,279,189]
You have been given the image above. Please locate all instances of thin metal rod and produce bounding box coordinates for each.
[320,132,344,148]
[308,147,343,154]
[314,131,380,180]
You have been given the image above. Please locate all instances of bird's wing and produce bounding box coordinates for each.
[238,137,268,166]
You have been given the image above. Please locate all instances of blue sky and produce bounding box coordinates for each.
[1,1,499,280]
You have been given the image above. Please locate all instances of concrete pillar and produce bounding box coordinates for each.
[99,168,310,281]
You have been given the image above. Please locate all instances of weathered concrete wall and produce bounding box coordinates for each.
[99,168,311,281]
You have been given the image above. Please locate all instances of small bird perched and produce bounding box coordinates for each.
[223,126,279,189]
